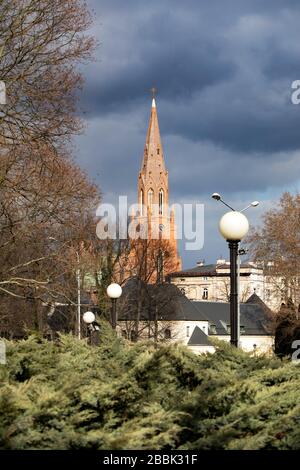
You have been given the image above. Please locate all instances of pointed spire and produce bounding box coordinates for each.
[141,96,165,174]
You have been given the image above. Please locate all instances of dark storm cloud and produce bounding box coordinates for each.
[81,0,300,153]
[81,5,236,115]
[76,0,300,264]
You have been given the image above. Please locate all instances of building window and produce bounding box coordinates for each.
[189,287,196,299]
[226,324,231,334]
[130,331,138,342]
[140,189,144,215]
[209,324,217,335]
[203,277,208,281]
[240,325,246,335]
[148,189,154,211]
[164,328,171,339]
[157,148,160,155]
[186,326,190,337]
[159,189,164,215]
[266,289,271,300]
[202,288,208,300]
[180,287,186,295]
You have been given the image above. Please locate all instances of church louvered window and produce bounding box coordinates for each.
[140,189,144,215]
[159,189,164,215]
[148,189,154,211]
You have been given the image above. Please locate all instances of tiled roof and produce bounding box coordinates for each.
[192,301,271,336]
[188,326,212,346]
[118,279,207,321]
[118,278,272,336]
[169,262,259,278]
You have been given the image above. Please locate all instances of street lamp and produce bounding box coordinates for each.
[212,194,259,347]
[107,283,122,330]
[83,311,100,346]
[83,311,95,324]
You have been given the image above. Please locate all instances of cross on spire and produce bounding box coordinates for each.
[150,87,157,99]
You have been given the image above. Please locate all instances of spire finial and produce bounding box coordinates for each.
[150,87,157,99]
[150,87,157,108]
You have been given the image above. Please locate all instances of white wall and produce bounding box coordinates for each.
[117,320,274,355]
[170,266,282,311]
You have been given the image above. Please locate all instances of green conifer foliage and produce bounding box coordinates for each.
[0,330,300,450]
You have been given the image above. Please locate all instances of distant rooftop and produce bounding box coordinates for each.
[168,261,261,278]
[188,326,212,346]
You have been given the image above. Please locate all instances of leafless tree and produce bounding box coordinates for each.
[0,0,100,337]
[246,192,300,309]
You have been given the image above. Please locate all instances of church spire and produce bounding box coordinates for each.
[135,94,182,275]
[138,96,168,216]
[141,95,166,176]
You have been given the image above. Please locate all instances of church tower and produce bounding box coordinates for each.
[135,95,182,278]
[138,97,168,219]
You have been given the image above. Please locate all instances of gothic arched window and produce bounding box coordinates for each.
[159,188,164,215]
[148,189,154,211]
[140,189,144,216]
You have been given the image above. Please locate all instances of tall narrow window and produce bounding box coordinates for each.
[140,189,144,215]
[186,326,190,338]
[159,189,164,215]
[148,189,154,211]
[202,288,208,300]
[164,328,171,339]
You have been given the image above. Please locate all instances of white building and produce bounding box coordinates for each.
[168,260,281,312]
[118,281,274,356]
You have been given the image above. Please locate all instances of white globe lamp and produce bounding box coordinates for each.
[219,211,249,241]
[83,311,95,324]
[107,283,122,330]
[107,283,122,299]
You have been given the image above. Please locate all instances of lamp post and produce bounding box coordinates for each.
[75,250,81,339]
[106,283,122,329]
[237,247,249,346]
[48,237,82,339]
[212,194,259,347]
[83,311,100,346]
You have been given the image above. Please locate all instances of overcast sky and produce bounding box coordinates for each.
[75,0,300,268]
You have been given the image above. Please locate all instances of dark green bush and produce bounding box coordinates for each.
[0,324,299,450]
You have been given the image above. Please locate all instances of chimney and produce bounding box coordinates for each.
[216,259,226,265]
